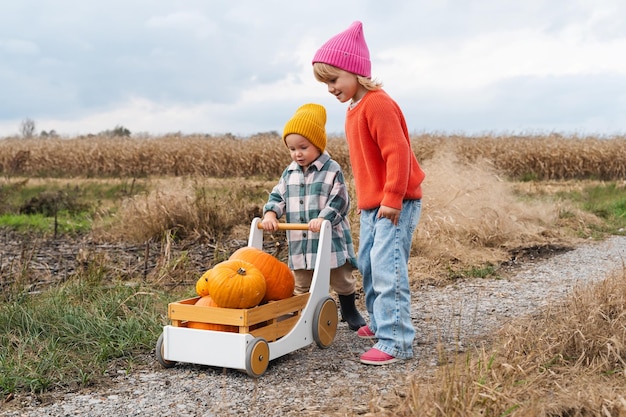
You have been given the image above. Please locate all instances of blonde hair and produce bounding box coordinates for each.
[313,62,383,91]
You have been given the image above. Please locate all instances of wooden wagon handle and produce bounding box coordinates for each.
[257,222,310,231]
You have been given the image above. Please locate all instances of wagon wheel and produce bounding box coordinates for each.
[312,296,338,349]
[245,337,269,378]
[155,333,177,369]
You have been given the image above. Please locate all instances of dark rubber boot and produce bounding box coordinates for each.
[338,293,366,331]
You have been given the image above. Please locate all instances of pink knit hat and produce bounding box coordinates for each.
[312,21,371,77]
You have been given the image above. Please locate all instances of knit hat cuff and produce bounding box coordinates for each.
[313,48,371,77]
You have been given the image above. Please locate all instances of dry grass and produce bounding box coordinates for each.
[2,133,611,284]
[453,134,626,181]
[73,147,602,286]
[0,134,331,179]
[408,152,597,283]
[383,265,626,417]
[84,151,598,283]
[93,177,272,243]
[0,133,624,180]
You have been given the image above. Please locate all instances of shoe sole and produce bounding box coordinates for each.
[357,334,376,340]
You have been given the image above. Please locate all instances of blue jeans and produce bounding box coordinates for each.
[358,200,421,359]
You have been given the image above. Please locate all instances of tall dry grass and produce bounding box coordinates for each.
[385,266,626,416]
[408,152,600,281]
[0,133,624,180]
[0,134,334,178]
[1,132,615,284]
[454,134,626,180]
[88,151,601,285]
[93,177,271,243]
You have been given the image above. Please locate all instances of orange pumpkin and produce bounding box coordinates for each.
[205,259,266,308]
[195,270,211,297]
[187,296,238,332]
[229,247,295,303]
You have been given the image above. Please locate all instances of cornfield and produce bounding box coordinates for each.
[1,132,624,180]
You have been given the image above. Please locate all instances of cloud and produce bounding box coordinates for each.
[378,20,626,95]
[145,12,218,39]
[394,73,626,135]
[0,39,40,55]
[1,0,626,137]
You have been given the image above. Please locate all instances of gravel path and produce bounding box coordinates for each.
[2,236,625,417]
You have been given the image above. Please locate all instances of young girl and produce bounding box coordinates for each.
[260,103,366,332]
[312,21,426,365]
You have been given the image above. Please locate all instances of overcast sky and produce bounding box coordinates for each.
[2,1,626,138]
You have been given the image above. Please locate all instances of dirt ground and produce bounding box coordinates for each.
[0,225,573,297]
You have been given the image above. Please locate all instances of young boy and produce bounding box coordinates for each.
[312,22,426,365]
[260,103,366,331]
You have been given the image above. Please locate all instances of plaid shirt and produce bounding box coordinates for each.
[263,152,357,271]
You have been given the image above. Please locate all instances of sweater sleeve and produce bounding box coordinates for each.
[366,96,412,209]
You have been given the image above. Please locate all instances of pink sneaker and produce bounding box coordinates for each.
[360,348,399,365]
[357,325,376,339]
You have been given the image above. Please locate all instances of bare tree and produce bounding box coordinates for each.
[20,118,36,138]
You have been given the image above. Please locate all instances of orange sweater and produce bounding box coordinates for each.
[345,89,425,210]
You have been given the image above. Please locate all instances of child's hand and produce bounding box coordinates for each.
[377,205,400,225]
[261,214,279,231]
[308,218,324,233]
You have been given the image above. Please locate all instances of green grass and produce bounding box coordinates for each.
[0,274,179,394]
[0,179,148,236]
[556,182,626,235]
[0,212,92,234]
[448,264,498,280]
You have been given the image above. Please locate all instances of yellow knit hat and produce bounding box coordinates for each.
[282,103,327,152]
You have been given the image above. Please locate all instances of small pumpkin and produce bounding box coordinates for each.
[229,247,295,303]
[205,259,266,309]
[195,270,212,297]
[187,296,238,332]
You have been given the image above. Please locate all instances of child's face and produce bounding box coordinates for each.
[285,134,321,168]
[322,68,365,103]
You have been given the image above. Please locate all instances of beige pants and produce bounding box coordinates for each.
[293,262,356,296]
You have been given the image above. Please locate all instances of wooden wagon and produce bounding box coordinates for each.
[155,218,338,377]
